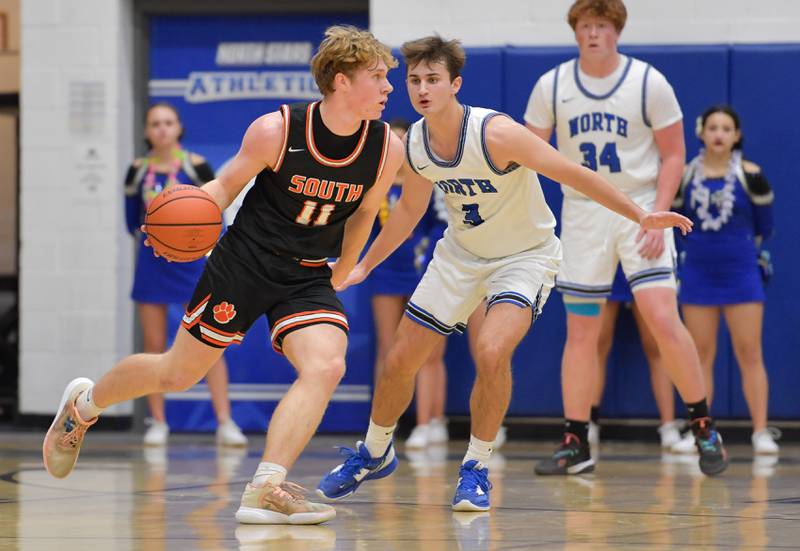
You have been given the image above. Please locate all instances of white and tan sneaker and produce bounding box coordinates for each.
[42,378,97,479]
[216,419,248,447]
[236,481,336,525]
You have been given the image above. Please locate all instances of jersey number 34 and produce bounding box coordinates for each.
[579,142,621,173]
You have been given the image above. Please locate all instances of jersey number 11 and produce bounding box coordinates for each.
[296,200,335,226]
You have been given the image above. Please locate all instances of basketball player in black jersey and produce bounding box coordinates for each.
[42,26,404,525]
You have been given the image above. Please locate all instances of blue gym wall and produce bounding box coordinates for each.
[148,15,800,431]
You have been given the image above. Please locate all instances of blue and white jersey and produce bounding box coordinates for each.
[406,105,556,259]
[525,55,682,200]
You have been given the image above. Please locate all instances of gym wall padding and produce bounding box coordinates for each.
[148,20,799,431]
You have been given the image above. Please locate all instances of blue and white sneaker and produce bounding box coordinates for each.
[452,460,492,512]
[316,441,397,500]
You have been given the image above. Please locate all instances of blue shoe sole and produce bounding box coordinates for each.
[316,456,398,501]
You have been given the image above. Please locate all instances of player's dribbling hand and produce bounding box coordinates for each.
[331,262,369,292]
[139,224,171,262]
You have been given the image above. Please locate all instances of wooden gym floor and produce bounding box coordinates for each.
[1,431,798,550]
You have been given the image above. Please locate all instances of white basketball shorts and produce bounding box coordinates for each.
[556,192,676,302]
[405,233,562,334]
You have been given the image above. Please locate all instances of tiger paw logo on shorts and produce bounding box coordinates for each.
[212,301,237,324]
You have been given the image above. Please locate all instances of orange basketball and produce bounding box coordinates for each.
[144,185,222,262]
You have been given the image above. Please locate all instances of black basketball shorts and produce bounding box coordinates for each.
[182,246,348,355]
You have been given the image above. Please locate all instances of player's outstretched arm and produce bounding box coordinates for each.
[332,131,406,291]
[201,111,284,211]
[489,116,692,234]
[334,157,434,292]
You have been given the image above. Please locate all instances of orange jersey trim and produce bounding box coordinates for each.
[374,122,391,184]
[271,308,347,328]
[272,104,291,173]
[305,102,369,167]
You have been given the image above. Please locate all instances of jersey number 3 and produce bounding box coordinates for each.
[462,203,485,227]
[579,142,621,173]
[296,200,335,226]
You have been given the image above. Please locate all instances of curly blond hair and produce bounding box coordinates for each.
[310,25,398,96]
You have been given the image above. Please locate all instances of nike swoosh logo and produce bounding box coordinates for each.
[561,97,574,103]
[416,164,430,171]
[288,146,305,153]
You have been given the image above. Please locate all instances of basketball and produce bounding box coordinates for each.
[144,184,222,262]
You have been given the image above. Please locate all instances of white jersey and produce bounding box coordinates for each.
[525,55,682,200]
[406,106,556,259]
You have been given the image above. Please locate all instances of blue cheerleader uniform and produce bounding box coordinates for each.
[124,156,216,304]
[369,184,445,297]
[673,156,774,306]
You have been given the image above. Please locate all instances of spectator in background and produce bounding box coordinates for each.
[592,267,681,449]
[672,105,778,455]
[124,102,247,448]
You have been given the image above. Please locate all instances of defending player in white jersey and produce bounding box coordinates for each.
[317,35,691,512]
[525,0,727,476]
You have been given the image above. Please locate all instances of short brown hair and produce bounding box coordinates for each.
[567,0,627,33]
[400,35,466,82]
[310,25,397,96]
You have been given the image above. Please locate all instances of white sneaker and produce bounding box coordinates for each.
[492,426,507,450]
[428,418,449,443]
[658,421,683,449]
[217,419,248,447]
[406,424,430,448]
[588,421,600,446]
[143,419,169,447]
[752,428,780,455]
[670,431,697,454]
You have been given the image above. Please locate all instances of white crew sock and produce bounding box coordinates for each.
[252,462,287,487]
[364,419,396,458]
[75,387,104,420]
[462,434,493,467]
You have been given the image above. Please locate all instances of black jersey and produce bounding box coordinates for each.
[225,101,391,266]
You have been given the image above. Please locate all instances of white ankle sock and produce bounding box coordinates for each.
[463,434,493,466]
[252,462,287,486]
[364,419,396,458]
[75,387,104,420]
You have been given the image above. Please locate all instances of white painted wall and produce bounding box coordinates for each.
[20,0,134,415]
[370,0,800,46]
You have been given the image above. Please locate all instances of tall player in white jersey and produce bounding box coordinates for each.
[317,35,691,512]
[525,0,728,476]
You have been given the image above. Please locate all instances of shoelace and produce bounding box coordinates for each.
[58,403,95,449]
[459,465,492,494]
[765,427,782,441]
[271,481,307,503]
[334,445,373,478]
